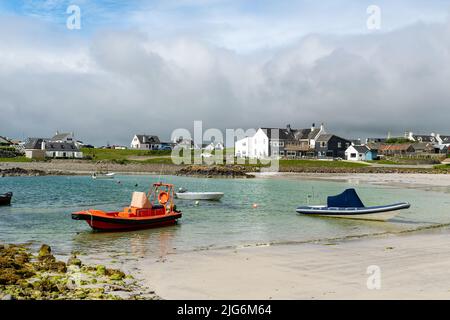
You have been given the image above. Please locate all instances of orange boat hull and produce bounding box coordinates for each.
[72,210,182,231]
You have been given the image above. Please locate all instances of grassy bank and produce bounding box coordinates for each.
[0,157,32,163]
[80,148,171,161]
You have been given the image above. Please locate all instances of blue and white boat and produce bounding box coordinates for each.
[296,189,410,221]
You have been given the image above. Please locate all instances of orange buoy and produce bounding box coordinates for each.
[252,203,258,208]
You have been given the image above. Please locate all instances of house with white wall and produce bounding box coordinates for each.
[24,137,83,159]
[235,123,325,159]
[345,145,378,161]
[131,135,161,150]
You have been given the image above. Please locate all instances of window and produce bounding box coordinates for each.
[337,142,342,148]
[321,142,326,147]
[351,153,357,158]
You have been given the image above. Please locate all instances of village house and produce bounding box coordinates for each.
[203,141,225,152]
[315,134,351,158]
[44,141,83,159]
[24,133,84,160]
[130,135,161,150]
[235,123,325,159]
[345,145,378,161]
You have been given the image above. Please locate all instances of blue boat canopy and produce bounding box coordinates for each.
[327,189,365,208]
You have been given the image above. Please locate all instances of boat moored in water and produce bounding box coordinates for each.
[0,192,13,206]
[72,182,181,231]
[175,188,224,201]
[296,188,410,221]
[92,172,115,179]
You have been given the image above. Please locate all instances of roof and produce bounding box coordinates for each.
[261,128,295,140]
[260,125,322,141]
[439,135,450,143]
[366,142,382,150]
[351,145,370,154]
[51,132,72,141]
[379,144,414,151]
[24,138,48,150]
[307,128,321,140]
[412,142,435,151]
[136,135,160,144]
[46,142,80,152]
[316,134,351,144]
[0,136,12,144]
[412,135,437,143]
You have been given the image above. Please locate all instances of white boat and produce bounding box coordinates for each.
[175,189,224,201]
[92,172,115,180]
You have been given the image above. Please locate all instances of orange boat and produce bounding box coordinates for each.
[72,183,182,231]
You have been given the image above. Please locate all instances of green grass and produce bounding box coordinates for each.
[385,137,412,144]
[366,160,408,165]
[434,164,450,170]
[0,156,32,162]
[81,148,172,161]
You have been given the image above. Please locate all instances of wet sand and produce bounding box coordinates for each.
[254,172,450,188]
[139,228,450,299]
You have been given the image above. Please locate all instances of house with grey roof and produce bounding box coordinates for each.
[44,141,83,159]
[24,136,83,159]
[235,123,325,159]
[131,135,161,150]
[315,134,351,158]
[345,145,378,161]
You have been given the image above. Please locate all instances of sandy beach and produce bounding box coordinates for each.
[139,228,450,299]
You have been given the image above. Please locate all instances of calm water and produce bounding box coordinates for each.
[1,175,449,261]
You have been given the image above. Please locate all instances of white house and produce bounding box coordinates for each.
[44,141,83,159]
[235,123,325,159]
[203,141,224,152]
[24,138,83,159]
[345,145,377,161]
[234,136,252,158]
[131,135,161,150]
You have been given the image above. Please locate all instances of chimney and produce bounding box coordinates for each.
[286,124,291,132]
[311,123,315,131]
[41,141,46,150]
[320,123,324,131]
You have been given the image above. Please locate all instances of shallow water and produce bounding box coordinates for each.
[0,175,449,261]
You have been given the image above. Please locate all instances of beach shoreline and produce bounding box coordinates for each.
[138,226,450,299]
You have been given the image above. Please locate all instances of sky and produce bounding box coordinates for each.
[0,0,449,146]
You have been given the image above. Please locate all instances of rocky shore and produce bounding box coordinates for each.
[0,244,158,300]
[176,165,256,178]
[0,167,72,177]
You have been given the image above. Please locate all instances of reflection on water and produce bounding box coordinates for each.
[0,174,449,263]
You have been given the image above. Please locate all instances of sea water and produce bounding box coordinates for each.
[0,175,449,261]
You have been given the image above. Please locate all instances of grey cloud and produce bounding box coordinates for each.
[0,19,449,146]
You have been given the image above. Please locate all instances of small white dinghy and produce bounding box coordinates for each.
[296,189,410,221]
[92,172,116,180]
[175,188,224,201]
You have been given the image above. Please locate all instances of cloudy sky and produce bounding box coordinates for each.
[1,0,449,146]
